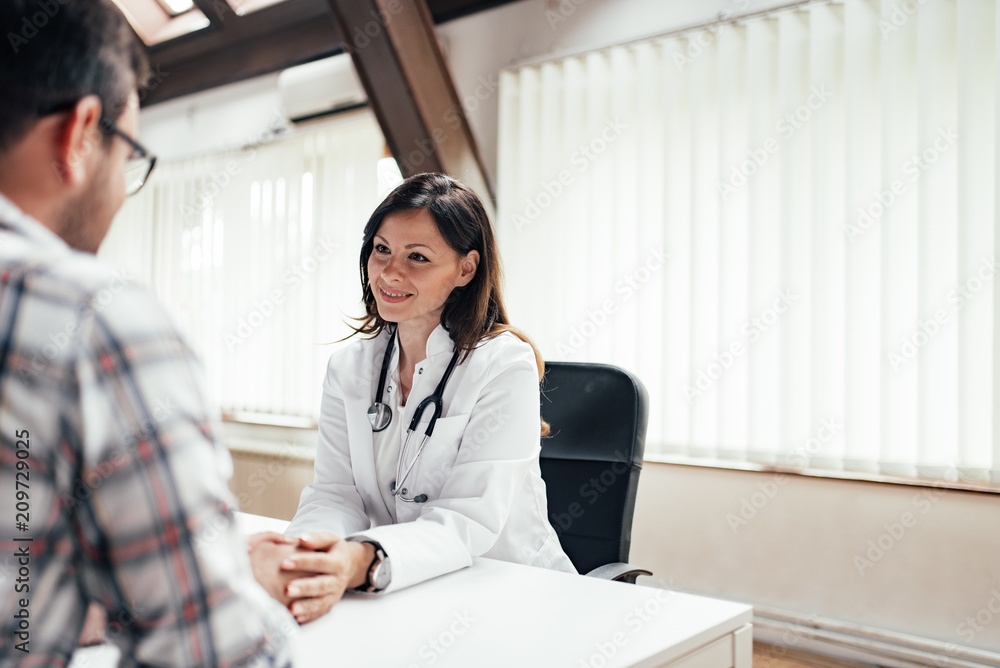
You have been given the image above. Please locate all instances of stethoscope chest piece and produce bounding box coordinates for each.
[368,402,392,432]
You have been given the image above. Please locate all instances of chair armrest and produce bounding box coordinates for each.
[584,562,653,584]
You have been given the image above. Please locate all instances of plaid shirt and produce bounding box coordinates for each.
[0,194,296,667]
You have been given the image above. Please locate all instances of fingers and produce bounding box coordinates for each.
[286,574,340,599]
[290,592,343,625]
[247,531,296,552]
[296,530,341,551]
[281,551,343,575]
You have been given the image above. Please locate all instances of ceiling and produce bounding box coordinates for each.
[124,0,521,105]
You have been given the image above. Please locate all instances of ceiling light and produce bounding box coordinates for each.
[158,0,195,14]
[111,0,210,45]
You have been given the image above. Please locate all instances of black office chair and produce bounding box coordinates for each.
[539,361,651,584]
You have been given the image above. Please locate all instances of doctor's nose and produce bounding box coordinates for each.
[380,255,406,282]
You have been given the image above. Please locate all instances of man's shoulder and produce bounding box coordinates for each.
[1,237,181,345]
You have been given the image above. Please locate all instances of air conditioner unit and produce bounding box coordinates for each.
[277,53,367,123]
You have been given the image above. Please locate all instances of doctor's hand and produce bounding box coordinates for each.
[280,531,375,624]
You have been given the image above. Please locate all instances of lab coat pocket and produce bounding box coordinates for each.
[406,413,470,502]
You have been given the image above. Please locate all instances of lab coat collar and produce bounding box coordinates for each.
[382,322,456,364]
[426,323,457,357]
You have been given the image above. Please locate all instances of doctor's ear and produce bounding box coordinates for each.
[456,250,479,287]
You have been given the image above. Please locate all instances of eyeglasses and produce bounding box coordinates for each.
[99,119,157,197]
[36,100,157,197]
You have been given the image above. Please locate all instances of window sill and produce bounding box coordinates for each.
[643,453,1000,495]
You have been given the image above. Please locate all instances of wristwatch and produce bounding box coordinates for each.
[357,540,391,593]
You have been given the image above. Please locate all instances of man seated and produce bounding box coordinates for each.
[0,1,316,663]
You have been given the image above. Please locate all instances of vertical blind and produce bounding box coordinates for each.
[496,0,1000,484]
[100,109,390,421]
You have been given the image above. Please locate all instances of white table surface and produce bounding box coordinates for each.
[301,555,751,668]
[72,514,753,668]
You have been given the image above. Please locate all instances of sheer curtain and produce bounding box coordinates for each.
[100,109,392,422]
[496,0,999,484]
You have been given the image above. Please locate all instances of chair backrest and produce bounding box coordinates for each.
[539,361,649,574]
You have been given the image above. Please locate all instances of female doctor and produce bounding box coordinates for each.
[252,173,575,624]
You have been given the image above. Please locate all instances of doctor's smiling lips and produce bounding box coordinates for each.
[377,285,412,304]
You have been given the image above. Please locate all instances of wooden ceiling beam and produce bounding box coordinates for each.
[141,0,341,105]
[325,0,495,208]
[142,18,341,105]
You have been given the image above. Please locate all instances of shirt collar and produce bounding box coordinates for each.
[0,190,71,252]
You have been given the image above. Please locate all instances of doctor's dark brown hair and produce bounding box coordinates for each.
[352,173,550,435]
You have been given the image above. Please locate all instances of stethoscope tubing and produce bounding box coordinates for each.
[370,324,461,503]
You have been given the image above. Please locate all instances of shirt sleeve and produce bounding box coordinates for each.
[71,283,296,667]
[284,369,372,539]
[349,338,541,592]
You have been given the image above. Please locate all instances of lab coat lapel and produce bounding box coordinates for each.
[344,332,394,527]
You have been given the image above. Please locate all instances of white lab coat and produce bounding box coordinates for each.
[286,324,576,592]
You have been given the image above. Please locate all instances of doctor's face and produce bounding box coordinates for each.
[368,208,478,333]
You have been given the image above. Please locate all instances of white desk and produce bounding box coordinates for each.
[72,514,753,668]
[303,556,752,668]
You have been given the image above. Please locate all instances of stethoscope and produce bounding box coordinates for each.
[367,325,460,503]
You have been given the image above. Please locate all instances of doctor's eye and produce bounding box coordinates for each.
[409,253,428,262]
[374,244,390,255]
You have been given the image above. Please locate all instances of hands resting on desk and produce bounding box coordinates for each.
[76,530,371,644]
[77,530,373,646]
[247,531,375,624]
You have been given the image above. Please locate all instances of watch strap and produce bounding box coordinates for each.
[350,539,387,593]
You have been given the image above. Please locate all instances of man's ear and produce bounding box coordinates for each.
[54,96,103,187]
[456,249,480,287]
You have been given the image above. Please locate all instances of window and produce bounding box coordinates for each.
[496,0,998,486]
[100,109,395,423]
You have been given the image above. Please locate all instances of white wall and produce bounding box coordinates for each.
[135,0,1000,659]
[139,72,290,161]
[631,464,1000,655]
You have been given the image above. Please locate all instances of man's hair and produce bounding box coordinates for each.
[0,0,150,155]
